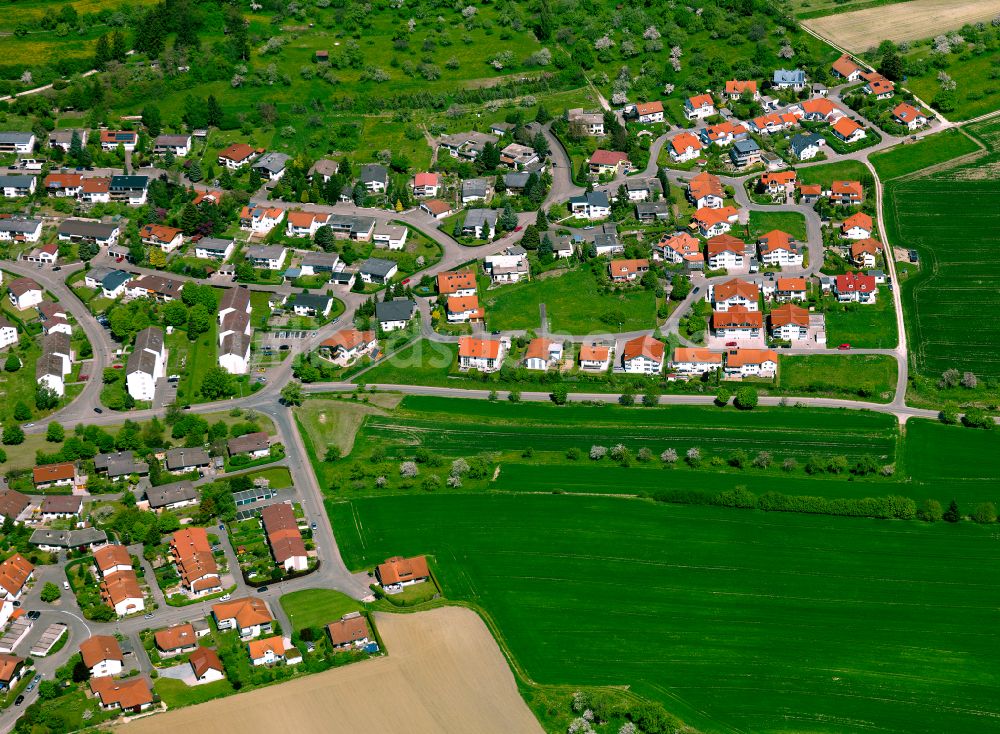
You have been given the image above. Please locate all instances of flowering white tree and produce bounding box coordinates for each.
[661,448,678,464]
[589,445,608,460]
[400,461,419,477]
[462,5,477,18]
[594,35,614,51]
[643,25,660,40]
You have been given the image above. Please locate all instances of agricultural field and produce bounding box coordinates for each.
[789,0,908,19]
[329,493,1000,734]
[778,354,898,401]
[483,267,656,334]
[803,0,1000,51]
[883,119,1000,392]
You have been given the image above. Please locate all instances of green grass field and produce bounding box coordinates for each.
[778,354,897,401]
[796,159,869,187]
[747,210,808,241]
[329,492,1000,734]
[903,49,1000,122]
[154,677,235,709]
[484,267,656,334]
[791,0,908,19]
[870,129,981,181]
[824,288,898,349]
[280,589,364,632]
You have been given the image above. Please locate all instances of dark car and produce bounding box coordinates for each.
[257,586,269,593]
[52,266,61,271]
[94,407,103,414]
[14,695,24,706]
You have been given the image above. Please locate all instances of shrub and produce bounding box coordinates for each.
[589,445,607,460]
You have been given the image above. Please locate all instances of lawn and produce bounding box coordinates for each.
[483,267,656,333]
[279,588,364,632]
[249,291,274,330]
[167,319,219,404]
[227,465,292,488]
[747,210,808,241]
[154,677,235,709]
[329,493,1000,734]
[796,159,870,187]
[778,354,898,402]
[870,129,981,180]
[824,288,898,349]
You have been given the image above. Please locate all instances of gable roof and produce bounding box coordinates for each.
[376,555,430,585]
[714,278,758,302]
[832,54,862,77]
[671,132,703,156]
[842,212,873,231]
[693,206,739,228]
[706,234,746,256]
[458,337,502,360]
[0,489,29,520]
[189,647,223,678]
[622,335,664,363]
[725,80,757,95]
[713,306,763,329]
[212,596,273,628]
[687,93,713,108]
[688,172,722,200]
[832,117,864,138]
[590,149,629,166]
[80,635,123,667]
[94,544,132,574]
[327,614,370,646]
[0,553,33,597]
[771,303,809,327]
[437,270,477,295]
[89,676,153,709]
[672,347,722,364]
[155,623,198,652]
[248,635,285,660]
[727,348,778,367]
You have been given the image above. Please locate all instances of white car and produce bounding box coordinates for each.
[219,593,231,602]
[63,581,70,590]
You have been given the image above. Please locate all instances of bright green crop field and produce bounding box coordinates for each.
[329,492,1000,734]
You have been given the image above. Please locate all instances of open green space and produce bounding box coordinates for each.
[747,210,808,241]
[824,288,898,349]
[483,267,656,334]
[329,492,1000,734]
[902,41,1000,121]
[778,354,897,401]
[791,0,907,19]
[796,159,869,187]
[870,129,981,181]
[154,677,235,709]
[280,589,364,633]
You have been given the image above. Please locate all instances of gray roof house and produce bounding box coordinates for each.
[773,69,807,88]
[94,450,150,478]
[252,152,290,179]
[461,178,491,200]
[29,527,108,550]
[375,299,416,326]
[144,480,198,509]
[504,172,531,190]
[463,208,498,232]
[790,132,825,159]
[164,447,211,472]
[360,163,388,190]
[359,257,398,284]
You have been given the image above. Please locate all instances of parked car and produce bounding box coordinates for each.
[256,586,269,593]
[838,343,851,350]
[63,581,70,590]
[14,695,24,706]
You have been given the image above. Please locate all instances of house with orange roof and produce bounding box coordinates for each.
[851,238,883,268]
[32,462,76,490]
[189,647,225,684]
[285,210,330,238]
[192,189,222,206]
[692,206,739,238]
[376,556,430,589]
[725,348,778,378]
[669,347,723,377]
[411,172,440,197]
[217,143,257,169]
[862,71,895,99]
[239,205,285,235]
[841,212,873,240]
[609,258,649,282]
[154,623,199,656]
[791,97,843,123]
[831,117,866,144]
[757,230,803,267]
[770,303,810,341]
[589,150,631,175]
[830,180,863,206]
[94,545,133,578]
[711,278,759,312]
[100,568,144,617]
[260,502,308,573]
[632,100,665,124]
[892,103,929,130]
[835,272,877,304]
[798,183,822,202]
[80,635,124,677]
[419,199,454,219]
[99,130,138,151]
[760,171,797,195]
[579,342,612,371]
[0,554,33,622]
[654,231,704,266]
[320,328,377,364]
[446,294,485,323]
[713,306,763,339]
[43,173,83,197]
[327,613,371,650]
[248,636,293,666]
[89,675,153,712]
[212,597,274,639]
[750,113,798,135]
[724,80,759,100]
[80,176,111,204]
[700,121,748,147]
[436,270,477,297]
[621,335,665,374]
[773,277,808,302]
[687,172,724,209]
[831,54,863,82]
[170,527,222,597]
[140,223,183,253]
[706,234,747,270]
[684,93,716,120]
[0,653,25,692]
[457,336,505,372]
[669,132,703,163]
[523,338,563,371]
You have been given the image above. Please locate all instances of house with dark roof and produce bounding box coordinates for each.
[375,299,416,331]
[143,479,199,511]
[126,327,165,402]
[164,448,210,473]
[359,163,388,192]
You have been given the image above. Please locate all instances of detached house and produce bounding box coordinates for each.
[411,172,440,197]
[376,555,430,588]
[523,338,563,371]
[252,152,290,181]
[774,277,808,302]
[621,335,664,374]
[589,149,630,176]
[566,109,605,136]
[760,171,797,196]
[437,270,477,298]
[8,278,42,310]
[569,190,610,220]
[0,219,42,243]
[609,258,649,283]
[308,159,338,183]
[109,175,149,206]
[655,231,704,266]
[835,272,877,304]
[670,347,722,377]
[125,326,165,401]
[831,117,866,144]
[153,134,192,156]
[140,223,183,253]
[261,502,308,573]
[862,72,895,99]
[0,132,35,154]
[688,172,724,209]
[446,294,484,323]
[693,206,739,238]
[841,212,873,240]
[194,237,234,261]
[50,129,86,151]
[457,336,506,372]
[711,278,759,312]
[240,206,285,235]
[713,306,763,339]
[285,211,330,238]
[579,342,612,371]
[218,143,257,169]
[729,139,762,168]
[213,597,274,639]
[99,130,138,151]
[669,132,703,163]
[360,163,388,192]
[375,299,415,331]
[701,121,747,147]
[893,103,929,130]
[831,54,863,82]
[0,175,36,198]
[772,69,807,91]
[625,178,662,202]
[80,636,124,678]
[44,173,83,198]
[243,244,287,270]
[757,230,803,267]
[725,348,778,379]
[830,180,863,206]
[93,448,149,479]
[359,257,398,285]
[33,462,76,491]
[89,677,153,713]
[770,303,810,341]
[707,234,748,270]
[725,80,759,100]
[789,132,825,161]
[461,209,498,240]
[851,238,883,268]
[327,614,371,651]
[684,94,716,120]
[172,527,222,597]
[58,219,119,248]
[320,329,377,364]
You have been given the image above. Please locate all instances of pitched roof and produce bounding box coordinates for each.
[89,676,153,709]
[100,569,142,607]
[212,596,273,628]
[687,93,713,108]
[770,303,809,328]
[189,647,223,678]
[286,210,329,229]
[672,347,722,364]
[0,553,33,597]
[437,270,477,295]
[94,544,132,574]
[706,234,745,256]
[851,238,883,258]
[590,149,629,166]
[777,277,808,291]
[713,306,763,329]
[524,338,558,361]
[327,614,369,646]
[377,555,430,585]
[80,635,123,668]
[832,116,864,138]
[8,277,40,297]
[228,431,269,456]
[421,199,453,216]
[688,172,722,200]
[321,328,376,352]
[260,502,307,564]
[842,212,873,231]
[248,636,284,660]
[447,294,483,317]
[671,132,703,155]
[0,489,29,520]
[622,335,664,363]
[579,343,610,362]
[413,172,439,187]
[693,206,739,228]
[634,100,664,115]
[832,180,863,197]
[218,143,256,162]
[761,171,797,186]
[727,348,778,367]
[799,97,838,117]
[458,337,502,360]
[146,480,198,508]
[375,299,416,323]
[892,102,924,122]
[832,54,862,77]
[609,259,649,278]
[836,272,877,293]
[757,229,795,253]
[155,623,198,652]
[658,231,703,261]
[39,495,82,514]
[714,278,758,302]
[725,80,757,95]
[33,462,75,485]
[219,286,251,315]
[0,653,24,684]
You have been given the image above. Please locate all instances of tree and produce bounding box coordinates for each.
[40,582,61,602]
[499,203,518,231]
[734,387,759,410]
[186,304,211,340]
[200,367,235,400]
[918,499,943,522]
[2,425,23,445]
[878,51,904,81]
[163,300,188,327]
[206,95,224,127]
[532,131,550,158]
[46,422,65,443]
[642,391,659,407]
[550,385,568,405]
[110,30,128,62]
[142,105,162,137]
[972,502,996,524]
[94,33,111,69]
[714,387,731,407]
[943,499,961,523]
[180,203,199,233]
[315,225,334,251]
[4,353,20,372]
[280,381,304,406]
[535,0,552,40]
[13,401,30,421]
[188,160,203,183]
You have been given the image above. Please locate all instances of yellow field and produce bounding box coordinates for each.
[123,607,544,734]
[805,0,1000,51]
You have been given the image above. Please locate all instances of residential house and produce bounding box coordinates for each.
[0,553,32,626]
[0,654,25,692]
[108,175,148,205]
[461,178,493,204]
[165,447,210,473]
[772,69,807,90]
[725,348,778,378]
[523,338,563,371]
[757,229,803,267]
[48,129,86,151]
[892,103,929,130]
[212,597,274,638]
[155,624,198,656]
[372,224,408,250]
[655,231,704,266]
[308,159,339,183]
[625,178,662,202]
[609,258,649,282]
[711,278,759,312]
[0,175,36,198]
[503,171,531,192]
[56,219,121,247]
[80,177,111,204]
[0,132,34,154]
[831,54,863,82]
[579,342,612,371]
[218,143,258,169]
[99,566,144,617]
[240,207,285,236]
[0,219,42,243]
[729,139,762,168]
[670,347,723,377]
[712,306,763,339]
[636,202,670,223]
[172,527,223,597]
[93,545,134,578]
[851,238,883,267]
[789,132,825,161]
[0,492,29,527]
[798,183,822,203]
[484,246,529,283]
[700,121,748,147]
[29,527,107,553]
[327,214,375,241]
[89,676,153,712]
[32,462,76,491]
[749,112,798,135]
[862,71,895,99]
[359,257,398,284]
[252,152,290,181]
[153,134,192,156]
[831,117,866,144]
[834,272,877,304]
[500,143,539,168]
[140,223,183,253]
[375,556,430,588]
[688,172,724,209]
[706,234,747,270]
[126,274,184,301]
[589,149,630,176]
[489,121,514,137]
[43,173,83,197]
[566,109,605,136]
[725,80,759,100]
[375,299,416,331]
[669,132,703,163]
[461,209,498,240]
[326,614,371,651]
[248,636,293,666]
[298,252,342,275]
[125,326,165,401]
[0,316,15,350]
[80,636,124,677]
[227,432,270,460]
[437,131,499,160]
[38,495,82,520]
[841,212,873,240]
[320,329,377,364]
[36,353,66,396]
[632,100,665,123]
[291,292,333,318]
[285,211,330,238]
[411,172,440,197]
[692,206,739,238]
[830,180,863,206]
[99,130,138,151]
[261,502,308,572]
[144,480,199,513]
[6,278,40,310]
[21,242,58,265]
[446,294,484,323]
[359,163,388,192]
[760,171,797,196]
[194,237,234,261]
[770,303,810,341]
[569,190,611,220]
[457,336,506,372]
[591,223,623,256]
[189,647,225,683]
[621,335,664,374]
[774,277,808,302]
[437,270,477,298]
[94,451,149,479]
[684,94,716,120]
